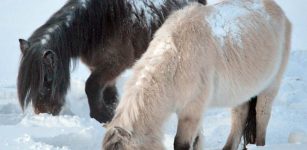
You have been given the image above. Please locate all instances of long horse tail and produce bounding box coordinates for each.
[243,96,257,149]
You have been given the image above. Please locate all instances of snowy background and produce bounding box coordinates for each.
[0,0,306,149]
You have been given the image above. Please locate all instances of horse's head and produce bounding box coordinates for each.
[17,39,64,115]
[103,126,163,150]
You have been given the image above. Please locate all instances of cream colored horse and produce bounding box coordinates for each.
[103,0,291,149]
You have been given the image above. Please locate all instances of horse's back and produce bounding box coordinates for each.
[202,0,290,106]
[133,0,290,107]
[156,0,290,107]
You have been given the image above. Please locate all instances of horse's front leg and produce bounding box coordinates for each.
[174,95,206,150]
[85,67,120,123]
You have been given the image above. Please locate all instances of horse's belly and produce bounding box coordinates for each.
[209,68,277,108]
[210,86,256,107]
[208,46,283,107]
[210,85,254,107]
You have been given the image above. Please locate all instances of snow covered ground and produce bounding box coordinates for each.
[0,0,306,149]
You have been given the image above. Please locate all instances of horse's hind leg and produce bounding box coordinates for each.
[255,76,284,146]
[174,96,206,150]
[223,102,250,150]
[255,88,275,146]
[256,20,291,146]
[255,64,287,146]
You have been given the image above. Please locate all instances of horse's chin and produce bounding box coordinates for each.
[32,94,63,115]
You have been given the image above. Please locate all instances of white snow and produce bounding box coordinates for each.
[40,39,47,45]
[0,0,306,149]
[79,0,88,9]
[206,0,268,47]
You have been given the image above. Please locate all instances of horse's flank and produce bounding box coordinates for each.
[104,0,291,149]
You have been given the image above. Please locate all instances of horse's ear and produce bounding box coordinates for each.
[42,50,56,67]
[19,39,30,54]
[103,127,132,150]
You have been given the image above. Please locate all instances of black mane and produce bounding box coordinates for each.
[18,0,133,108]
[28,0,134,60]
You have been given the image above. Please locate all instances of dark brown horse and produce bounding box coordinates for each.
[17,0,207,123]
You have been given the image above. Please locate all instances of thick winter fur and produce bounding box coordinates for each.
[17,0,206,123]
[103,0,291,149]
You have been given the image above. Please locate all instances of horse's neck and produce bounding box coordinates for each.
[111,74,173,137]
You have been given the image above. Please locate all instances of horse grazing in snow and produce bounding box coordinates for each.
[17,0,207,123]
[103,0,291,149]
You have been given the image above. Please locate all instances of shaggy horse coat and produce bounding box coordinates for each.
[17,0,206,123]
[103,0,291,149]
